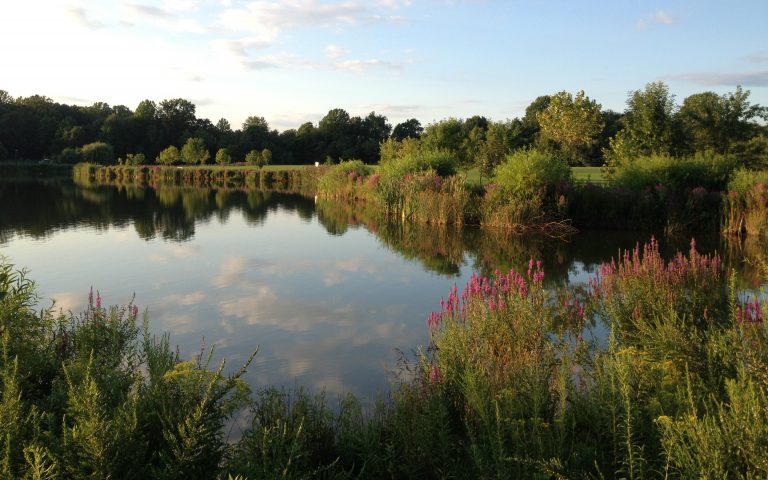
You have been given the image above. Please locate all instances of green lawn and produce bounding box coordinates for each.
[571,166,607,185]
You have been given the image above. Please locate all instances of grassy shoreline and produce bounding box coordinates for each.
[71,160,768,237]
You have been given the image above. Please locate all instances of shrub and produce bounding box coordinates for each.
[261,148,272,167]
[58,147,83,164]
[727,168,768,195]
[379,147,459,178]
[80,142,115,165]
[610,153,739,192]
[245,150,262,167]
[124,153,145,165]
[156,146,180,166]
[0,260,255,478]
[215,148,232,166]
[480,149,572,230]
[316,160,370,200]
[181,138,210,165]
[492,148,572,198]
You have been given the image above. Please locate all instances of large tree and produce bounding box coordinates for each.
[606,81,677,163]
[392,118,423,141]
[536,90,604,165]
[158,98,196,147]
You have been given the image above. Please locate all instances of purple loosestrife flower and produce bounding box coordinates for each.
[429,365,442,385]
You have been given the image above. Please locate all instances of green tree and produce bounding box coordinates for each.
[0,90,13,104]
[134,99,157,119]
[716,86,765,154]
[607,81,676,163]
[215,148,232,165]
[536,90,604,165]
[181,137,210,165]
[392,118,423,141]
[260,148,272,167]
[477,122,509,183]
[422,118,466,164]
[245,149,261,167]
[318,108,354,161]
[215,118,232,133]
[81,142,115,165]
[156,145,181,165]
[359,112,392,163]
[158,98,196,147]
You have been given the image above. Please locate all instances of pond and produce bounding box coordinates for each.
[0,179,763,399]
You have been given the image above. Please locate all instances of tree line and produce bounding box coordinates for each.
[0,82,766,168]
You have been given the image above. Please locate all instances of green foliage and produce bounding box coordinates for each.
[610,152,739,191]
[678,87,766,156]
[80,142,115,165]
[0,260,256,479]
[245,149,271,168]
[421,117,489,168]
[261,148,272,167]
[215,148,232,166]
[124,153,145,165]
[537,90,604,165]
[391,118,423,141]
[58,147,82,164]
[181,137,211,165]
[379,146,459,178]
[723,170,768,236]
[606,81,677,164]
[156,146,181,166]
[316,160,371,200]
[492,148,572,198]
[475,122,509,183]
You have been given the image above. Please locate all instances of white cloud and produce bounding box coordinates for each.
[67,6,105,29]
[325,44,350,59]
[636,10,677,31]
[333,58,409,72]
[49,291,86,314]
[212,256,249,288]
[216,1,369,33]
[126,4,172,19]
[323,271,345,286]
[162,290,207,306]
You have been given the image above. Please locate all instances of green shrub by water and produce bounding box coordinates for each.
[610,152,739,191]
[723,169,768,237]
[0,261,255,479]
[481,149,573,232]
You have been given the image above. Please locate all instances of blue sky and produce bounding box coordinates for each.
[2,0,766,130]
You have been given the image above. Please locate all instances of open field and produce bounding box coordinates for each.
[571,166,607,184]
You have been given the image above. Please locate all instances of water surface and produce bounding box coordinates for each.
[1,179,762,398]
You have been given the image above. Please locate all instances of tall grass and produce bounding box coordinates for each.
[0,261,255,479]
[73,163,323,195]
[722,169,768,237]
[3,239,767,478]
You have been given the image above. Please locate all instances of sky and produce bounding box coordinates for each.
[1,0,767,131]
